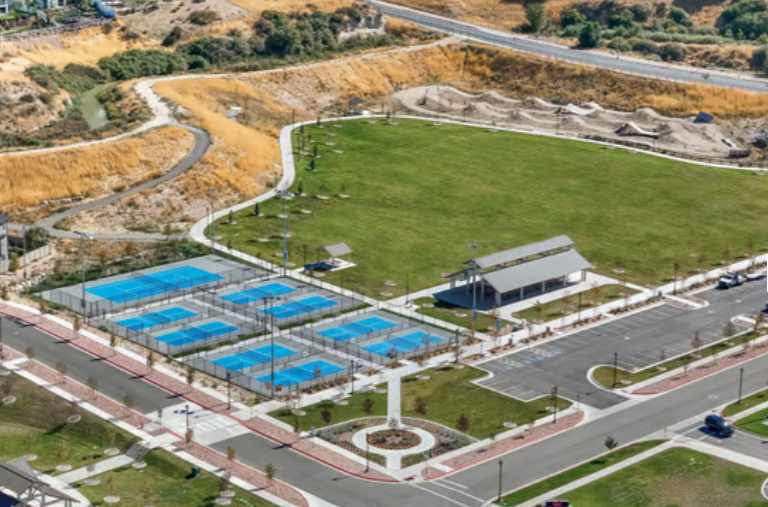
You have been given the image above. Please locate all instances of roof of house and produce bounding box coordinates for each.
[471,235,573,270]
[480,249,591,294]
[0,214,9,225]
[324,242,352,257]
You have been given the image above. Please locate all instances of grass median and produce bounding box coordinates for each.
[561,447,766,507]
[214,119,768,298]
[499,440,664,506]
[511,284,639,322]
[270,365,571,439]
[0,373,134,473]
[723,387,768,417]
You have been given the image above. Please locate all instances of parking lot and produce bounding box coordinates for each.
[476,282,765,409]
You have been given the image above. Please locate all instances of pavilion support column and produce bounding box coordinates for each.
[480,278,485,301]
[541,281,545,293]
[519,287,523,300]
[496,292,502,306]
[581,269,586,282]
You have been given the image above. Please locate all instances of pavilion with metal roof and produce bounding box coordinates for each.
[0,457,79,507]
[445,235,592,306]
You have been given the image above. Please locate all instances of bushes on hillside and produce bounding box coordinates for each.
[187,10,221,25]
[26,64,107,94]
[719,0,768,39]
[579,21,602,47]
[178,36,251,65]
[98,50,187,80]
[161,26,184,47]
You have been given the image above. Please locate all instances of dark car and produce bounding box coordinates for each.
[704,414,734,436]
[304,261,334,272]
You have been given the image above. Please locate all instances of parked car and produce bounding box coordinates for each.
[704,414,734,436]
[304,261,334,272]
[717,272,743,289]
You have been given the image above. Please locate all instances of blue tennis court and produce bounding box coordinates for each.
[212,344,297,371]
[261,296,338,319]
[116,307,197,331]
[86,266,224,303]
[318,317,396,342]
[221,283,296,305]
[257,360,344,387]
[363,331,444,357]
[155,321,239,347]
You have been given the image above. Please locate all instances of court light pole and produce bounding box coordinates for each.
[73,231,92,321]
[612,351,619,388]
[226,371,232,411]
[275,190,295,276]
[497,460,503,503]
[206,188,217,248]
[738,367,744,404]
[185,404,190,432]
[469,242,478,332]
[21,225,27,287]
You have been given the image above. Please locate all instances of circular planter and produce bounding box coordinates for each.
[258,238,271,243]
[335,399,349,406]
[366,429,422,450]
[0,368,10,376]
[23,455,37,462]
[84,478,101,486]
[56,464,72,472]
[132,461,147,469]
[222,490,235,498]
[104,447,120,456]
[380,292,393,297]
[292,409,306,416]
[215,498,231,505]
[300,209,313,214]
[67,414,82,424]
[503,422,518,429]
[416,374,430,381]
[338,194,350,199]
[103,496,120,504]
[3,395,16,405]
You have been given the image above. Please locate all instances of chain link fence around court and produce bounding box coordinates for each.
[95,305,222,341]
[127,318,265,356]
[44,265,265,319]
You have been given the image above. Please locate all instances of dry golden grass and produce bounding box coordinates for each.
[0,25,161,69]
[0,126,194,211]
[227,0,352,13]
[386,0,728,32]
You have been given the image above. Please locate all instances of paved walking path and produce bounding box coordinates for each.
[57,455,134,484]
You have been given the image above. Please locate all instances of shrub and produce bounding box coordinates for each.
[630,3,651,22]
[98,50,187,80]
[561,23,583,37]
[607,38,631,52]
[25,63,107,94]
[187,10,220,25]
[750,44,768,72]
[578,21,602,47]
[18,93,35,103]
[161,26,183,47]
[559,8,585,27]
[668,6,694,27]
[608,8,634,29]
[656,42,687,61]
[629,37,655,53]
[178,36,252,64]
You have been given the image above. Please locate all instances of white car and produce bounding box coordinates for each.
[717,272,742,289]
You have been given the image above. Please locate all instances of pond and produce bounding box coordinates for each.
[79,84,109,130]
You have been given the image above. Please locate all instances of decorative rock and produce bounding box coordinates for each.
[333,150,344,154]
[380,292,393,297]
[104,496,120,504]
[338,194,350,198]
[454,312,467,318]
[656,367,667,372]
[373,387,387,394]
[314,272,325,278]
[316,195,330,200]
[335,399,349,406]
[278,232,292,238]
[614,268,625,274]
[416,374,430,381]
[326,132,337,137]
[276,214,287,219]
[385,280,398,287]
[422,303,434,309]
[325,142,335,146]
[620,380,631,385]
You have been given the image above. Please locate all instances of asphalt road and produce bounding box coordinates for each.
[369,0,768,93]
[0,315,179,413]
[476,282,764,409]
[6,281,768,506]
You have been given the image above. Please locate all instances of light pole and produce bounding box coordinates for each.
[497,460,503,503]
[612,351,619,388]
[226,371,232,411]
[469,242,478,331]
[552,386,558,423]
[738,367,744,404]
[206,188,217,248]
[276,190,295,276]
[21,225,27,287]
[185,403,190,432]
[365,440,370,473]
[73,231,92,321]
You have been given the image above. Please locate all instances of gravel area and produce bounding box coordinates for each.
[633,340,768,394]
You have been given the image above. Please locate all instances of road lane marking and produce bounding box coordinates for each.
[437,478,469,489]
[409,484,475,507]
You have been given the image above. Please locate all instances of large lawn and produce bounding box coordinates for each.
[0,373,134,473]
[499,440,664,506]
[270,366,570,439]
[215,119,768,298]
[734,409,768,436]
[77,448,277,507]
[561,447,767,507]
[724,387,768,417]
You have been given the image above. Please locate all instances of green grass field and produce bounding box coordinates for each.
[592,331,755,388]
[499,440,664,506]
[77,448,277,507]
[215,120,768,298]
[0,374,134,473]
[734,409,768,436]
[270,366,570,439]
[723,387,768,417]
[561,447,766,507]
[412,297,512,330]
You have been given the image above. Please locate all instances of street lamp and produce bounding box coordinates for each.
[497,460,503,503]
[21,225,27,287]
[469,242,478,331]
[206,188,217,248]
[276,189,295,276]
[226,371,232,411]
[73,231,92,321]
[185,403,190,432]
[738,367,744,404]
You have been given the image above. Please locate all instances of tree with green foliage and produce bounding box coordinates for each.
[608,9,635,29]
[362,396,374,415]
[630,3,651,22]
[188,10,221,25]
[320,408,332,424]
[578,22,602,48]
[559,8,585,27]
[8,253,19,272]
[524,3,550,35]
[265,463,276,485]
[162,26,184,47]
[751,45,768,73]
[668,6,694,27]
[98,50,187,81]
[456,413,470,432]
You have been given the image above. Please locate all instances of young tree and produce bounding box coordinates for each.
[724,320,737,338]
[590,283,602,307]
[8,252,20,272]
[533,299,544,322]
[362,397,374,415]
[226,446,236,468]
[24,346,35,363]
[0,375,17,398]
[72,316,82,341]
[185,428,194,446]
[123,394,134,417]
[55,361,68,385]
[604,435,618,451]
[105,427,117,451]
[414,396,427,416]
[146,350,156,376]
[57,441,70,464]
[265,463,276,486]
[659,349,666,362]
[38,299,48,318]
[456,413,470,433]
[109,333,118,355]
[86,376,99,399]
[23,432,34,453]
[579,21,602,48]
[186,366,196,392]
[524,3,550,34]
[320,408,332,424]
[691,330,702,350]
[105,476,116,498]
[293,417,301,441]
